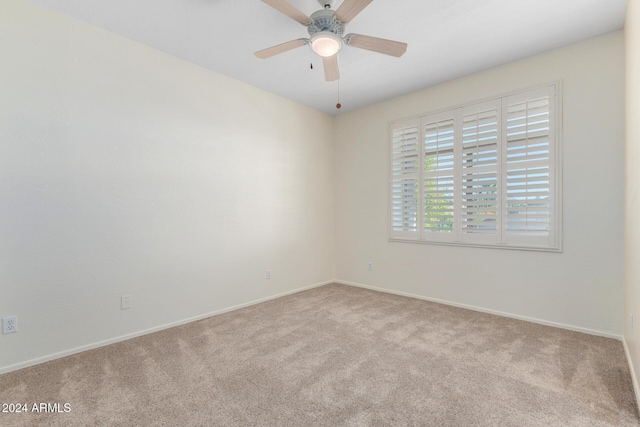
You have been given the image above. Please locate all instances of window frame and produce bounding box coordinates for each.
[388,82,562,252]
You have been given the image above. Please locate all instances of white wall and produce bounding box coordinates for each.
[0,0,335,372]
[624,0,640,401]
[334,32,625,336]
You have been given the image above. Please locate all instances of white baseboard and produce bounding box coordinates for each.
[623,337,640,409]
[0,280,333,375]
[335,280,623,340]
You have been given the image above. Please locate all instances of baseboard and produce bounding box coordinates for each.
[335,280,623,340]
[0,280,333,375]
[623,337,640,410]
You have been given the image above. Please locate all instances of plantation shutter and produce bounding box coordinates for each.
[390,120,420,240]
[423,112,455,241]
[460,101,501,244]
[503,86,556,247]
[389,83,559,250]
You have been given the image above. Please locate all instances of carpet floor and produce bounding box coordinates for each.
[0,283,638,426]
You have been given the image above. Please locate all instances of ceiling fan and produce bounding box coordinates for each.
[254,0,408,82]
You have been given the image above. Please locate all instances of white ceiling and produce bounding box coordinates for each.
[28,0,626,115]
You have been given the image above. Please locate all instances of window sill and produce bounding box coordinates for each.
[388,238,562,253]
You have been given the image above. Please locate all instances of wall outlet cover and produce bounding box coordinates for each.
[3,316,17,334]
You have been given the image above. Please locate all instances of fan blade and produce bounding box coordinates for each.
[323,54,340,81]
[262,0,313,26]
[345,34,407,57]
[255,39,307,59]
[335,0,373,23]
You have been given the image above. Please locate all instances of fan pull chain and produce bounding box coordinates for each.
[336,79,342,109]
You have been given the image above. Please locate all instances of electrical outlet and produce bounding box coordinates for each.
[368,262,373,271]
[3,316,17,334]
[266,269,272,280]
[631,314,634,332]
[121,295,131,310]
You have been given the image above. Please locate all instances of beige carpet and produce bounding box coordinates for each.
[0,283,638,426]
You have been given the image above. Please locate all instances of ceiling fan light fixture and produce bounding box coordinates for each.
[311,32,342,57]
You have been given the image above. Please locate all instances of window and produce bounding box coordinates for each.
[389,84,560,250]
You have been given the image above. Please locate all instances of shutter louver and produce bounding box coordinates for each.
[461,105,500,242]
[391,122,420,239]
[505,93,551,241]
[424,117,455,236]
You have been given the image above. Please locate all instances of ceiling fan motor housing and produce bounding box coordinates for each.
[308,9,344,37]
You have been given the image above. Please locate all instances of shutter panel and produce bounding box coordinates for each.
[390,120,420,239]
[423,113,455,241]
[504,86,555,247]
[460,101,500,243]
